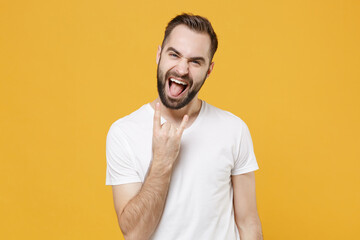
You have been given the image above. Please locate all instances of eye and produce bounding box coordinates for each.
[169,53,179,58]
[191,60,201,65]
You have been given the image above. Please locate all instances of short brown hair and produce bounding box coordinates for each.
[161,13,218,60]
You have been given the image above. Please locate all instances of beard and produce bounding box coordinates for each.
[157,62,207,110]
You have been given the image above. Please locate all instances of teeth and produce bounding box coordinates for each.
[170,78,187,85]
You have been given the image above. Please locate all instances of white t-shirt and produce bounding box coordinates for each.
[106,101,259,240]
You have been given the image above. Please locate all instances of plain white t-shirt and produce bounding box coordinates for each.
[106,101,259,239]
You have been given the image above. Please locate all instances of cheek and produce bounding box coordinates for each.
[160,56,176,67]
[192,68,208,80]
[159,62,174,75]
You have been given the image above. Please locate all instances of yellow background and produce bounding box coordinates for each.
[1,0,359,239]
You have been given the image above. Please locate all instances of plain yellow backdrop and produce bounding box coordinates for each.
[1,0,359,239]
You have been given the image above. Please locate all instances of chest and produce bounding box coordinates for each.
[129,124,238,184]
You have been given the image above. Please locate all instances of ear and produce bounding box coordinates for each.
[206,62,215,78]
[156,45,162,65]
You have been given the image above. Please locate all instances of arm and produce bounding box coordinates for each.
[232,172,263,240]
[112,103,188,240]
[113,160,172,240]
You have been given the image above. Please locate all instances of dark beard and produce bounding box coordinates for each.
[157,65,207,110]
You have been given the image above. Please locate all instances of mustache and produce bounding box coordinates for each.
[165,70,193,85]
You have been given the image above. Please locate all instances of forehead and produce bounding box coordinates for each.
[164,25,212,62]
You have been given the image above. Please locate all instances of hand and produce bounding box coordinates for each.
[152,102,188,167]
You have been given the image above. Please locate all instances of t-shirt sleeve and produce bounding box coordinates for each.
[231,121,259,175]
[105,124,142,185]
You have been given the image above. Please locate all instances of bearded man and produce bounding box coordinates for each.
[106,13,263,240]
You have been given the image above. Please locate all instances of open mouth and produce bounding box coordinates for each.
[167,77,189,98]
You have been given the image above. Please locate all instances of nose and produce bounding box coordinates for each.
[175,58,189,76]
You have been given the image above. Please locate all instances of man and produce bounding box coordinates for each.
[106,13,263,240]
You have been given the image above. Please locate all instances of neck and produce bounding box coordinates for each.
[150,97,202,127]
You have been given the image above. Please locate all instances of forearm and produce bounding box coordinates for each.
[119,161,172,240]
[237,216,263,240]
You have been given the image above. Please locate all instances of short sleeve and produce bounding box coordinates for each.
[105,124,142,185]
[231,122,259,175]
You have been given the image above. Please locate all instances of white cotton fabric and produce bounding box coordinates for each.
[106,101,259,240]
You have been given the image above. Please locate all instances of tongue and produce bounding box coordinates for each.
[169,82,185,97]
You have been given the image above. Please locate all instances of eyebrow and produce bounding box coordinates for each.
[166,47,206,63]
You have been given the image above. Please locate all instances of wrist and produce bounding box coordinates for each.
[149,157,174,177]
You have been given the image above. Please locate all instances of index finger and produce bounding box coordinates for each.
[176,114,189,136]
[153,102,161,131]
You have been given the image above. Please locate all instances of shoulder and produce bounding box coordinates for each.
[108,104,153,137]
[203,101,248,129]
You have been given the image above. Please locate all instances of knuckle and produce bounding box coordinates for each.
[160,131,169,139]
